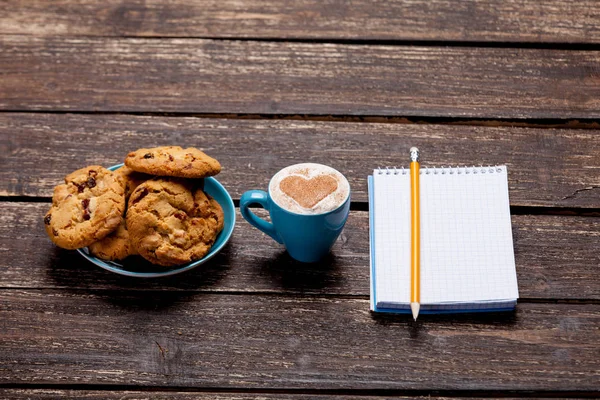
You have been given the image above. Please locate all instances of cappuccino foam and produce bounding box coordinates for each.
[269,163,350,215]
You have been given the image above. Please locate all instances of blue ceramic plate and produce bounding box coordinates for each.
[77,164,235,278]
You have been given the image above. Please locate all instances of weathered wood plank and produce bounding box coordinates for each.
[1,203,599,300]
[1,290,598,390]
[1,0,600,44]
[2,114,600,208]
[2,37,600,119]
[0,390,570,400]
[0,390,438,400]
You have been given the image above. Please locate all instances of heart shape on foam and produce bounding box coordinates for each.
[279,175,338,209]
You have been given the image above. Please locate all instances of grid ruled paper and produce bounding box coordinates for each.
[370,166,518,311]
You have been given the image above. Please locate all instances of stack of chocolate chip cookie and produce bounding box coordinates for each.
[44,146,225,267]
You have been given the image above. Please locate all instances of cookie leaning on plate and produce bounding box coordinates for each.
[44,166,125,250]
[117,165,152,199]
[127,178,224,267]
[125,146,221,178]
[88,166,149,260]
[88,219,136,260]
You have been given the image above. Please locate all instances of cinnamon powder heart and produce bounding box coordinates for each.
[279,175,338,209]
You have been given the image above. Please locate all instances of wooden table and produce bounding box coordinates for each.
[1,1,599,398]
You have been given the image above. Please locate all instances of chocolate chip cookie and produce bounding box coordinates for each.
[86,166,149,261]
[125,146,221,178]
[88,219,137,260]
[117,165,151,199]
[44,166,125,250]
[126,178,224,267]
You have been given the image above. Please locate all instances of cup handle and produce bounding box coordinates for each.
[240,190,283,244]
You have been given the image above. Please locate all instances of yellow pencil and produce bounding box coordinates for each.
[409,147,421,320]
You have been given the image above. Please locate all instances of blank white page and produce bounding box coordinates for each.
[372,166,518,308]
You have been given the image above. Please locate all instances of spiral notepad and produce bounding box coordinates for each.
[368,165,518,313]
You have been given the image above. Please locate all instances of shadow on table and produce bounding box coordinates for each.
[371,310,518,339]
[45,243,233,310]
[255,250,344,292]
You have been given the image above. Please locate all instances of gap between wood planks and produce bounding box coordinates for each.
[1,196,599,217]
[0,383,599,398]
[12,33,600,51]
[0,288,597,305]
[1,110,599,130]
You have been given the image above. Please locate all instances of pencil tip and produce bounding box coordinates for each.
[411,302,420,320]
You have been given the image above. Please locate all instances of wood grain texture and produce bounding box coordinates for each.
[1,203,599,300]
[1,0,600,44]
[2,114,600,208]
[0,391,445,400]
[0,391,571,400]
[1,290,599,390]
[2,37,600,119]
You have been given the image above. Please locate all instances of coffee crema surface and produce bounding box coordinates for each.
[269,163,350,215]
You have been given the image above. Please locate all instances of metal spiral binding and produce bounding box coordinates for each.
[375,165,504,175]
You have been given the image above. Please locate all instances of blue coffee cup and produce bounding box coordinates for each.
[240,165,350,263]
